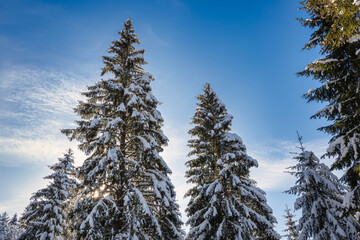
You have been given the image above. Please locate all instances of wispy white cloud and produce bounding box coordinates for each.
[1,68,84,120]
[250,138,330,191]
[0,67,88,166]
[0,67,88,215]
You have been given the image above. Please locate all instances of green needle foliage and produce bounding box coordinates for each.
[298,0,360,193]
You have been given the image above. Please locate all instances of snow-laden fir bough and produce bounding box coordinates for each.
[285,135,360,240]
[298,0,360,206]
[185,83,280,240]
[62,18,184,239]
[18,149,77,240]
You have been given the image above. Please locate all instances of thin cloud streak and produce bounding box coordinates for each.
[1,68,85,120]
[0,67,88,166]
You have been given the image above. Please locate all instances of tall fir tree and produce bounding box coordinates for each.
[0,212,9,240]
[298,0,360,193]
[62,18,183,239]
[1,214,23,240]
[283,206,297,240]
[19,149,77,240]
[185,83,280,240]
[285,134,360,239]
[8,214,22,240]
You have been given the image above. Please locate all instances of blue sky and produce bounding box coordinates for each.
[0,0,334,236]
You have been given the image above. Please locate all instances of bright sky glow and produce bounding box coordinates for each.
[0,0,333,237]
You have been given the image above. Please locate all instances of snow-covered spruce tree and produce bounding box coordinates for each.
[285,134,360,239]
[0,212,9,240]
[298,0,360,192]
[8,214,23,239]
[61,18,183,239]
[283,206,297,240]
[185,83,279,240]
[2,214,23,240]
[19,149,77,240]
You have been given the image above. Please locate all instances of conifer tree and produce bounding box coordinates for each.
[298,0,360,192]
[19,149,77,240]
[2,214,23,240]
[285,134,360,239]
[0,212,9,240]
[62,18,183,239]
[283,206,297,240]
[185,83,280,240]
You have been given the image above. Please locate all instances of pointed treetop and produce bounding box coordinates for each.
[46,148,76,181]
[9,214,18,225]
[283,205,297,240]
[101,18,145,80]
[118,17,138,42]
[296,131,305,152]
[191,82,233,132]
[125,17,132,27]
[200,83,221,101]
[203,82,211,91]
